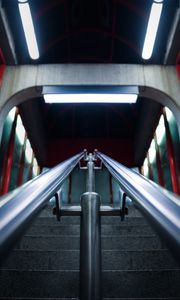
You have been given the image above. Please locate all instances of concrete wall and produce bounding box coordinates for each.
[0,64,179,140]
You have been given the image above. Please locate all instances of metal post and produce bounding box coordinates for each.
[154,133,164,187]
[0,109,18,195]
[147,153,154,181]
[68,174,72,204]
[109,173,113,205]
[17,136,27,187]
[28,153,34,181]
[0,48,6,86]
[163,109,179,195]
[80,153,101,300]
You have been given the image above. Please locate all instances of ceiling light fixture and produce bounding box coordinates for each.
[44,93,138,104]
[43,86,138,104]
[18,1,39,60]
[142,1,163,60]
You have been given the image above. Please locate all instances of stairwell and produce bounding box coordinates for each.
[0,203,180,300]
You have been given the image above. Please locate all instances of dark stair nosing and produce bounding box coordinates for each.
[15,235,166,251]
[2,249,179,271]
[26,224,154,235]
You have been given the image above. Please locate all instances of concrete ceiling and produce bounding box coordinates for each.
[0,0,179,167]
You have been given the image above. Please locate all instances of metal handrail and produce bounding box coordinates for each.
[0,152,84,261]
[97,151,180,260]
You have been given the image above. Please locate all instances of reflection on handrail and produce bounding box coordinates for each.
[0,152,84,262]
[97,151,180,260]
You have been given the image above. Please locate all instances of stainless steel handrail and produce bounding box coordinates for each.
[97,151,180,260]
[0,152,83,261]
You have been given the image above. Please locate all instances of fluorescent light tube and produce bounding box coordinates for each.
[44,93,138,104]
[142,2,163,60]
[18,2,39,60]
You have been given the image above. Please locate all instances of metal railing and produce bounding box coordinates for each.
[0,152,84,261]
[0,149,180,300]
[97,151,180,260]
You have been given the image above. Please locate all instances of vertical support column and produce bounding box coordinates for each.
[28,153,34,181]
[147,154,153,181]
[80,154,101,300]
[163,109,179,194]
[0,109,18,195]
[17,136,27,187]
[68,174,72,205]
[154,134,164,187]
[109,173,113,205]
[0,48,6,86]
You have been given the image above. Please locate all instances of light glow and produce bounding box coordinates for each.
[25,139,33,163]
[8,107,16,122]
[33,158,39,176]
[143,158,149,176]
[44,93,138,104]
[149,139,156,164]
[16,115,25,145]
[142,2,163,60]
[18,2,39,59]
[156,115,165,145]
[165,107,173,122]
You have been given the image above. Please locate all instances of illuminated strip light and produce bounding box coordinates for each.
[142,1,163,60]
[25,139,33,163]
[16,115,25,145]
[44,93,138,104]
[165,106,173,122]
[143,157,149,177]
[149,139,156,164]
[8,107,16,122]
[156,115,165,145]
[18,1,39,60]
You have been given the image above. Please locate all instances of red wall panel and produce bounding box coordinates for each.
[47,138,134,167]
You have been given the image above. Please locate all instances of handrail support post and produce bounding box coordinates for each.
[80,153,101,300]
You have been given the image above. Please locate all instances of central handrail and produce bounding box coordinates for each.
[97,151,180,260]
[0,152,84,261]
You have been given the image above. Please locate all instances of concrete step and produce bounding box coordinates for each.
[15,235,166,251]
[0,269,179,298]
[102,270,180,298]
[0,298,179,300]
[26,224,154,236]
[103,299,180,300]
[33,216,148,226]
[0,297,179,300]
[0,270,79,298]
[1,249,178,271]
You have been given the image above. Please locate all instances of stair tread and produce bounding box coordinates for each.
[0,269,179,298]
[1,205,179,299]
[2,248,179,271]
[15,235,166,251]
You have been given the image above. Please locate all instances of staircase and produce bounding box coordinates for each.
[0,204,180,299]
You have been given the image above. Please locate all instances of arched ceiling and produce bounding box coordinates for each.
[1,0,179,64]
[0,0,179,167]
